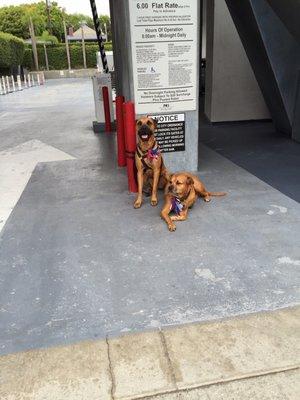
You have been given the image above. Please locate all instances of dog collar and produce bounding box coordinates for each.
[137,141,159,156]
[170,197,184,215]
[136,141,160,171]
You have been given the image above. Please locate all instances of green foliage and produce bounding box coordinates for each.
[36,30,59,44]
[0,4,47,40]
[0,2,111,42]
[48,4,64,41]
[0,6,27,39]
[22,42,112,70]
[99,15,112,42]
[0,31,25,68]
[66,13,94,31]
[22,47,33,68]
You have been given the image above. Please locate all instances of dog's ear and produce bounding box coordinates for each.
[186,176,194,186]
[152,118,158,130]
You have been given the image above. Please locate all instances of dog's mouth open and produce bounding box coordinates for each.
[138,125,153,141]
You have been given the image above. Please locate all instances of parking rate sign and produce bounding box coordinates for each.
[129,0,198,114]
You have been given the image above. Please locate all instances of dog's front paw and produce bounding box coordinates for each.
[134,199,142,209]
[150,197,158,206]
[168,223,176,232]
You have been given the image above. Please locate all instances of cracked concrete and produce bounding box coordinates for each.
[106,335,117,400]
[158,330,178,391]
[0,307,299,399]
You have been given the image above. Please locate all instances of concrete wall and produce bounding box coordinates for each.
[202,0,207,58]
[110,0,134,100]
[205,0,270,122]
[43,69,96,79]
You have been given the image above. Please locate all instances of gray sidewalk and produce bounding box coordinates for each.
[1,307,299,399]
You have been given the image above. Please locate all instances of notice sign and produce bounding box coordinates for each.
[129,1,198,114]
[149,113,185,152]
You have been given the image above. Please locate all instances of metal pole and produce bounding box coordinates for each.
[29,17,39,71]
[116,96,126,167]
[0,78,4,95]
[63,19,71,71]
[89,0,109,73]
[11,75,16,92]
[123,102,138,193]
[43,44,49,71]
[6,76,11,92]
[102,86,112,132]
[81,25,87,69]
[2,77,7,94]
[17,75,22,91]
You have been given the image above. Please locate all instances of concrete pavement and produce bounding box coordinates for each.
[0,140,74,232]
[0,79,299,398]
[1,145,299,355]
[1,306,299,399]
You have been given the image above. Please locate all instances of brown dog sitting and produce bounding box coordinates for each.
[134,117,169,208]
[161,172,226,231]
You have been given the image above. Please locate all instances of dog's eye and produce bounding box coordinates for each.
[146,121,152,126]
[137,121,142,127]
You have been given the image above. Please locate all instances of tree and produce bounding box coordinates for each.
[0,3,48,39]
[48,4,65,41]
[0,6,30,39]
[66,13,94,31]
[36,30,59,44]
[22,2,48,37]
[0,2,110,42]
[0,31,25,69]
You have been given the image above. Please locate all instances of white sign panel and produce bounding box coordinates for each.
[129,0,198,114]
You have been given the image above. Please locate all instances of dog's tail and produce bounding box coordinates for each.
[208,191,227,197]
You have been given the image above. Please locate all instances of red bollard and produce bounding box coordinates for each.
[116,95,126,167]
[123,101,138,193]
[102,86,112,132]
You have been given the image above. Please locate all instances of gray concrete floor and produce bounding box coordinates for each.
[199,116,300,202]
[0,79,299,355]
[0,78,115,162]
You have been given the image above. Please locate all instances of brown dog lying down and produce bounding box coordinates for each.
[134,116,169,209]
[161,172,226,231]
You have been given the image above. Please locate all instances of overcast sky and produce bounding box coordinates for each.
[1,0,110,16]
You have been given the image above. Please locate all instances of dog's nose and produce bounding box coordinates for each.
[169,185,174,191]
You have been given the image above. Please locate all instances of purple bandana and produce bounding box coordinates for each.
[170,197,184,215]
[147,147,160,161]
